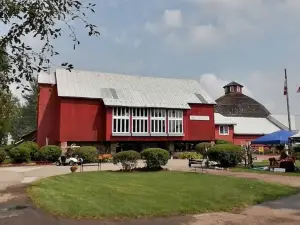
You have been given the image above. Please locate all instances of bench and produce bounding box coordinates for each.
[188,159,204,168]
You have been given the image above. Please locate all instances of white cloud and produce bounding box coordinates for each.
[144,9,183,35]
[199,73,252,100]
[144,22,160,34]
[163,10,182,28]
[189,24,221,47]
[133,39,142,48]
[145,0,300,51]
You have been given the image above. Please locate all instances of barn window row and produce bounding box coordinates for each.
[112,107,184,136]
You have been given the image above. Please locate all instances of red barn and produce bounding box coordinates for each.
[37,69,216,153]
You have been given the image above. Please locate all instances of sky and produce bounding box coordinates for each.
[8,0,300,114]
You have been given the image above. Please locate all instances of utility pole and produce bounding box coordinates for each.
[284,69,292,131]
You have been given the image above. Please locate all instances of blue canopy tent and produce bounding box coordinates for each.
[251,130,296,145]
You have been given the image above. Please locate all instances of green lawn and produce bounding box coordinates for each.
[231,160,300,176]
[28,171,297,219]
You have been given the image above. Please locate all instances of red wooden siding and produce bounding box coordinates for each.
[214,125,234,143]
[233,134,262,145]
[184,104,215,141]
[37,85,60,146]
[59,98,106,142]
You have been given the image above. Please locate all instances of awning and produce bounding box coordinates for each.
[251,130,296,145]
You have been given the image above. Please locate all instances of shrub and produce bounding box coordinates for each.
[113,150,140,171]
[39,145,62,162]
[293,152,300,160]
[18,141,40,161]
[74,146,98,163]
[9,146,31,163]
[141,148,169,169]
[195,142,211,155]
[207,144,242,167]
[3,144,14,154]
[178,152,202,159]
[293,145,300,153]
[215,139,232,145]
[0,148,6,163]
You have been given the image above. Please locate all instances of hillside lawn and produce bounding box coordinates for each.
[28,171,298,219]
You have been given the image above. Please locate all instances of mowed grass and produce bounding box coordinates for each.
[232,160,300,176]
[28,171,298,219]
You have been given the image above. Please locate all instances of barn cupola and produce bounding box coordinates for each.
[223,81,244,95]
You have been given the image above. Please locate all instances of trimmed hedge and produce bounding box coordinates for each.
[207,144,242,167]
[178,152,202,160]
[195,142,211,155]
[0,148,6,163]
[141,148,169,169]
[74,146,98,163]
[215,139,232,145]
[113,150,140,171]
[39,145,62,162]
[18,141,40,161]
[9,146,31,163]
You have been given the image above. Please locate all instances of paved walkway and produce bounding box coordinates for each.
[1,160,300,224]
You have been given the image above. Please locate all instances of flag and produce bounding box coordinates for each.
[284,73,287,95]
[297,86,300,93]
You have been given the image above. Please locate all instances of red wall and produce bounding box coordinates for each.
[37,85,60,146]
[105,104,215,142]
[184,104,215,141]
[59,98,106,142]
[214,125,234,143]
[233,134,262,146]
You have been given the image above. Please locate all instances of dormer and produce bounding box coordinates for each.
[223,81,244,95]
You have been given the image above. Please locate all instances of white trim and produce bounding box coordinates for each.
[230,86,234,92]
[150,133,168,137]
[168,110,183,135]
[168,133,184,136]
[112,107,130,135]
[132,108,148,134]
[190,115,209,121]
[150,109,166,134]
[237,86,241,92]
[219,125,229,135]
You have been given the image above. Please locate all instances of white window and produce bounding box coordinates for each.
[112,107,130,134]
[237,86,240,92]
[150,109,166,134]
[219,125,229,135]
[132,108,148,134]
[230,86,234,92]
[168,109,183,135]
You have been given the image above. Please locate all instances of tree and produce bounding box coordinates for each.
[0,90,19,145]
[10,78,38,142]
[21,77,38,132]
[0,0,99,90]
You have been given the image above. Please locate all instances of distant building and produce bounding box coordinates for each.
[214,81,300,145]
[37,69,216,153]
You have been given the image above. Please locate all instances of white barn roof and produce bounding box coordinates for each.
[39,69,216,109]
[214,113,236,125]
[37,71,56,84]
[214,113,282,135]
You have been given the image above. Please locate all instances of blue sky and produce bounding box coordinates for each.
[11,0,300,114]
